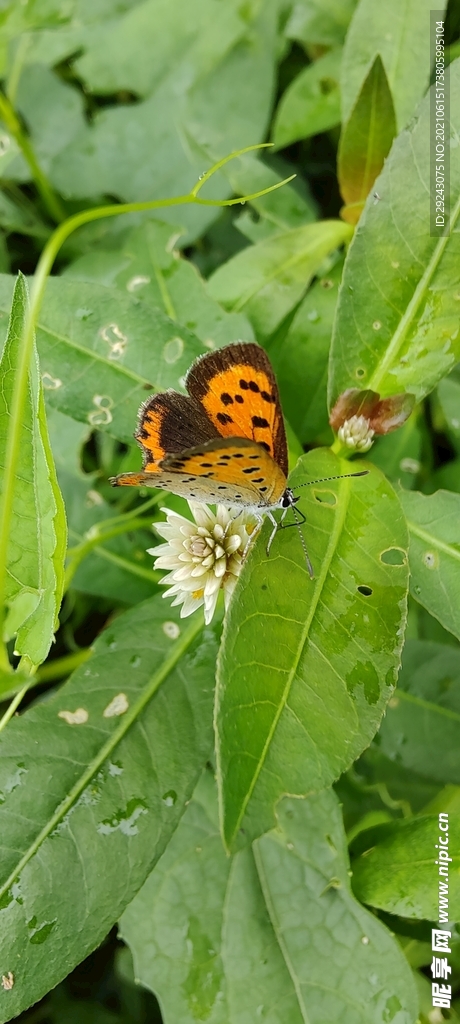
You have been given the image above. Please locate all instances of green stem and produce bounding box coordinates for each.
[65,517,156,588]
[0,142,294,667]
[0,647,93,701]
[0,681,30,732]
[0,90,66,224]
[36,647,92,683]
[95,491,163,531]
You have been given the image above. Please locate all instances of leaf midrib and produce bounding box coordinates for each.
[367,191,460,391]
[225,475,351,846]
[233,223,349,312]
[394,686,460,722]
[406,518,460,564]
[36,322,151,388]
[0,614,203,900]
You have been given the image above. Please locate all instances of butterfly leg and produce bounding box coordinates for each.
[242,514,262,558]
[265,511,279,556]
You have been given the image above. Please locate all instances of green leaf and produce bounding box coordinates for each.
[351,814,460,920]
[341,0,444,130]
[379,639,460,784]
[50,0,279,243]
[437,373,460,455]
[0,595,218,1021]
[0,191,48,240]
[285,0,358,47]
[329,59,460,407]
[0,64,85,183]
[0,0,75,77]
[62,220,254,348]
[216,449,409,850]
[226,153,317,240]
[0,274,66,667]
[254,791,418,1022]
[0,274,206,443]
[207,220,351,340]
[399,488,460,641]
[272,49,342,150]
[74,0,248,97]
[270,255,343,445]
[120,778,418,1024]
[338,55,396,225]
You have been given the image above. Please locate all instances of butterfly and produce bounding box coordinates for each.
[111,341,367,576]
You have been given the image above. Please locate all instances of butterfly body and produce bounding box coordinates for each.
[112,342,291,517]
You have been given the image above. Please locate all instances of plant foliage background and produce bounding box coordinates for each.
[0,0,460,1022]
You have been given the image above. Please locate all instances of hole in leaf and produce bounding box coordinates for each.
[380,548,406,566]
[357,585,373,596]
[314,490,337,506]
[355,367,365,378]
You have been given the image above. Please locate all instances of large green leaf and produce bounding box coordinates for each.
[74,0,246,97]
[0,274,205,443]
[272,49,342,150]
[0,274,66,668]
[254,792,418,1022]
[62,220,254,348]
[207,220,352,340]
[351,814,460,920]
[285,0,358,47]
[216,449,409,850]
[399,488,460,641]
[338,55,396,225]
[0,64,85,184]
[270,255,343,445]
[0,595,218,1021]
[341,0,443,130]
[329,58,460,407]
[379,640,460,784]
[120,777,418,1024]
[0,0,77,76]
[50,0,279,243]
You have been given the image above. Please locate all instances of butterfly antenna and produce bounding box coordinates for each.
[294,469,368,489]
[292,505,315,579]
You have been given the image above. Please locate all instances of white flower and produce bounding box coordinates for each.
[338,414,375,452]
[148,503,259,625]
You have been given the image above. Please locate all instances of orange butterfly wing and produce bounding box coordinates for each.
[185,342,288,477]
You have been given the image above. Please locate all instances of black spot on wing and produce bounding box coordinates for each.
[252,416,270,429]
[217,412,233,425]
[221,392,233,405]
